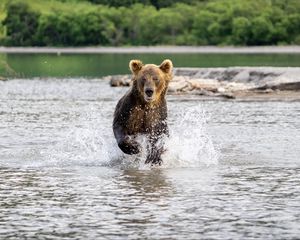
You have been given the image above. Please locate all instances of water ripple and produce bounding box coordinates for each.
[0,79,299,239]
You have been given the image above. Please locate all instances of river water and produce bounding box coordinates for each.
[0,78,300,239]
[1,53,300,78]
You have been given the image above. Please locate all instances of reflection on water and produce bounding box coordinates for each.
[119,169,172,200]
[1,53,300,78]
[0,54,17,78]
[1,166,299,239]
[0,79,300,239]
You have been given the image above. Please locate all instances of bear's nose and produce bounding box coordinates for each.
[145,88,154,97]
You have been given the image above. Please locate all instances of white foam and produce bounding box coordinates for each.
[38,105,218,169]
[162,106,219,168]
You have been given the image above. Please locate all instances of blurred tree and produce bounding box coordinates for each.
[193,10,220,45]
[205,1,234,45]
[170,3,198,45]
[2,0,300,46]
[88,0,150,7]
[79,9,111,45]
[232,17,251,45]
[3,1,39,46]
[250,17,274,45]
[154,8,185,44]
[100,7,125,46]
[36,13,82,46]
[122,4,156,45]
[88,0,198,8]
[36,8,117,46]
[287,14,300,43]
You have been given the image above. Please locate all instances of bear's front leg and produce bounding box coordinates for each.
[145,123,168,165]
[118,135,141,155]
[145,147,163,165]
[113,125,141,155]
[145,137,164,165]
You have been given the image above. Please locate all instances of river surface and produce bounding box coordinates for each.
[1,53,300,78]
[0,79,300,239]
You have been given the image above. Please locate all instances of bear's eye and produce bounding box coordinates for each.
[153,77,160,82]
[141,77,146,82]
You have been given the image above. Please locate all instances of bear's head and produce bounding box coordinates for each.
[129,59,173,104]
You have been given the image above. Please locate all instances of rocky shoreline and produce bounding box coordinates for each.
[107,67,300,100]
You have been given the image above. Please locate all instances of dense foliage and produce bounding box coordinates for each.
[1,0,300,46]
[86,0,199,8]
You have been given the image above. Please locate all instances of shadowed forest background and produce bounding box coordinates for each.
[0,0,300,46]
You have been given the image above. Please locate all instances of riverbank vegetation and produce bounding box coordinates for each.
[0,0,300,46]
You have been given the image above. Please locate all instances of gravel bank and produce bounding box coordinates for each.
[107,67,300,100]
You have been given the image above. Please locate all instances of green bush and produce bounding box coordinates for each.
[293,35,300,45]
[87,0,198,9]
[232,17,251,45]
[36,12,85,46]
[251,17,274,45]
[193,10,220,45]
[0,22,5,45]
[36,9,112,46]
[287,14,300,43]
[2,0,300,46]
[3,1,39,46]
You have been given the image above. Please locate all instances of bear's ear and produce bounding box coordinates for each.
[159,59,173,74]
[129,60,143,75]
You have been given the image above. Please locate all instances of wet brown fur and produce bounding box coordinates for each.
[113,60,173,164]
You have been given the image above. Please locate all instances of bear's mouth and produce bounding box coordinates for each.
[144,95,155,102]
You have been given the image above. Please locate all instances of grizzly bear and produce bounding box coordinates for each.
[113,59,173,165]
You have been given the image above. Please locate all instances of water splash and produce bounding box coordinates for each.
[162,106,219,168]
[39,104,218,169]
[39,105,122,168]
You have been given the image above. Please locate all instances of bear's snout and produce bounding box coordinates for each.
[145,88,154,97]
